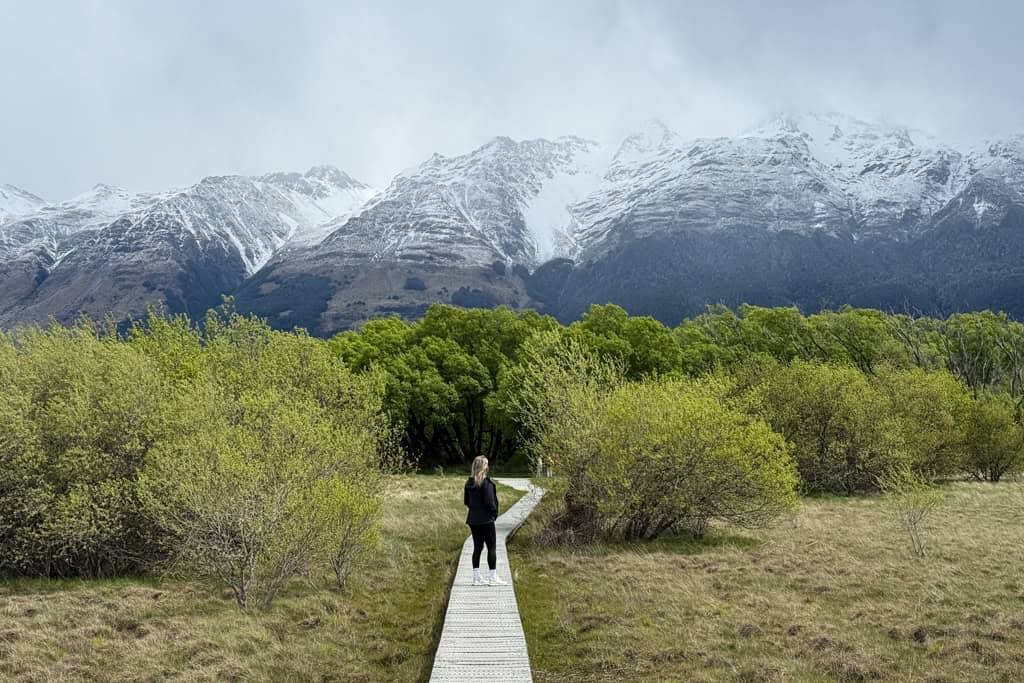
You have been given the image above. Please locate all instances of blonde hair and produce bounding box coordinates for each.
[471,456,489,487]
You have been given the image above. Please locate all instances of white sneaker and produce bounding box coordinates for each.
[488,576,508,586]
[472,577,487,586]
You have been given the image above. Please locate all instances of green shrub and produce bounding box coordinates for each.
[138,320,388,609]
[758,360,906,494]
[873,366,971,479]
[139,388,382,608]
[963,393,1024,482]
[1,308,392,596]
[595,379,799,539]
[509,336,797,541]
[0,324,174,577]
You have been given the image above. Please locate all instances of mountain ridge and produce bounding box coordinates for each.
[3,113,1024,333]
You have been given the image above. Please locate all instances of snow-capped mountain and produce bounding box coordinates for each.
[0,166,377,325]
[561,113,1009,258]
[257,166,378,248]
[0,184,46,223]
[568,118,856,258]
[0,184,168,264]
[313,135,601,267]
[962,136,1024,216]
[745,113,975,236]
[112,170,373,276]
[4,113,1024,334]
[554,115,1024,322]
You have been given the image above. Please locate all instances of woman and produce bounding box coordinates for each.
[464,456,508,586]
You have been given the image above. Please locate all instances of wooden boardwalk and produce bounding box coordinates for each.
[429,478,544,683]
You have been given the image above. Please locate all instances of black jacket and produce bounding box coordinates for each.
[464,477,499,525]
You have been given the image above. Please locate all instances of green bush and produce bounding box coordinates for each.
[1,308,391,597]
[0,324,175,577]
[569,304,682,378]
[510,336,797,541]
[329,306,556,467]
[595,379,799,539]
[873,366,971,479]
[757,360,907,494]
[138,315,388,608]
[139,387,382,608]
[963,393,1024,482]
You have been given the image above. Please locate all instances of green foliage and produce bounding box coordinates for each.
[963,393,1024,482]
[499,330,626,541]
[127,309,204,381]
[940,311,1009,395]
[326,483,382,590]
[569,304,682,378]
[874,366,971,478]
[136,310,388,608]
[756,360,908,494]
[595,379,799,539]
[329,306,558,467]
[1,308,390,594]
[327,301,1024,477]
[509,341,797,542]
[885,313,945,370]
[139,388,381,609]
[0,323,175,577]
[8,295,1024,576]
[750,361,972,493]
[808,307,894,374]
[674,305,903,374]
[737,305,822,363]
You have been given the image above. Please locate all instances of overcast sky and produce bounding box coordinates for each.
[1,0,1021,200]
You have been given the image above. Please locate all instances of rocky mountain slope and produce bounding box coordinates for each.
[557,115,1024,321]
[3,113,1024,333]
[233,135,609,332]
[311,135,602,266]
[0,167,376,325]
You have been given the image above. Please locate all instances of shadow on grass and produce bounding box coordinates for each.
[635,531,764,554]
[510,491,766,559]
[0,575,162,596]
[514,530,764,560]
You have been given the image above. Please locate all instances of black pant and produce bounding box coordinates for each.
[469,522,496,570]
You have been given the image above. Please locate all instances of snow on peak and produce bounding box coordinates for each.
[523,139,611,262]
[64,183,140,216]
[979,136,1024,162]
[0,165,377,278]
[5,114,1024,286]
[745,112,941,169]
[138,167,380,268]
[0,183,46,222]
[316,135,603,267]
[614,119,679,163]
[479,135,518,155]
[276,170,379,249]
[262,165,368,194]
[304,164,362,185]
[740,112,968,233]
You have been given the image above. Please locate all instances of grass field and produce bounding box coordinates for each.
[513,481,1024,682]
[0,475,523,683]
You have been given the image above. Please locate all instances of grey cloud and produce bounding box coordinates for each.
[1,0,1020,200]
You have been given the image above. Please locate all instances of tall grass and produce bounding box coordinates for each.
[0,476,524,682]
[514,481,1024,682]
